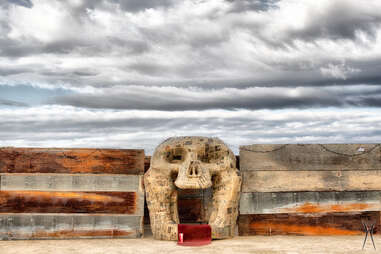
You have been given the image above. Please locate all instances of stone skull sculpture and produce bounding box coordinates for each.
[144,136,241,240]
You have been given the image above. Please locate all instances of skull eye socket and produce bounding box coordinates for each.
[198,153,222,163]
[198,144,225,163]
[165,148,185,163]
[197,153,210,163]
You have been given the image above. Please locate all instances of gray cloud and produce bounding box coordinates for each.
[232,0,381,51]
[7,0,33,8]
[63,0,175,14]
[0,106,380,154]
[289,1,381,42]
[0,39,38,58]
[110,0,174,12]
[48,85,381,111]
[0,66,31,76]
[0,98,28,107]
[226,0,280,12]
[0,37,150,58]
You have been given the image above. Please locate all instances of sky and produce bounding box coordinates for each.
[1,0,381,154]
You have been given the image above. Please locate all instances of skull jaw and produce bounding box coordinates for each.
[174,176,212,189]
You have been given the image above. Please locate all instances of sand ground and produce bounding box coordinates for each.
[0,235,379,254]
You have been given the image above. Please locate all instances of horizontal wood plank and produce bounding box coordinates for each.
[0,174,142,192]
[240,191,381,214]
[242,170,381,192]
[0,191,143,214]
[0,214,143,240]
[240,144,381,171]
[238,212,380,236]
[0,148,144,174]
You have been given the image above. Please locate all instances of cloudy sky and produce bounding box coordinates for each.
[1,0,381,154]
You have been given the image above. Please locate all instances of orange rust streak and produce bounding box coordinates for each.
[282,202,377,213]
[0,148,143,174]
[1,191,124,203]
[59,150,112,173]
[250,222,362,235]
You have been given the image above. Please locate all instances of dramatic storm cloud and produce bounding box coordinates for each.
[1,0,381,153]
[51,85,381,110]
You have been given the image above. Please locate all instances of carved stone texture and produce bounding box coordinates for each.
[144,136,241,240]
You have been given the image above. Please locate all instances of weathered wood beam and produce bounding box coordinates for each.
[240,191,381,214]
[0,191,140,214]
[242,170,381,192]
[0,148,144,174]
[0,214,143,240]
[238,212,380,236]
[240,144,381,171]
[0,174,142,192]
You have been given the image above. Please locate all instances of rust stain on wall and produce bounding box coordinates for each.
[249,222,362,235]
[0,191,137,214]
[0,148,144,174]
[281,202,378,213]
[239,212,379,236]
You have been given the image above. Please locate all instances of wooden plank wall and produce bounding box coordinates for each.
[239,144,381,236]
[0,148,145,240]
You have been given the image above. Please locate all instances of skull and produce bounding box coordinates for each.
[145,136,241,240]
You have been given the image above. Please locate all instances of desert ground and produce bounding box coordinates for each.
[0,234,379,254]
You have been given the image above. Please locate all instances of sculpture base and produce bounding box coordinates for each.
[177,224,211,246]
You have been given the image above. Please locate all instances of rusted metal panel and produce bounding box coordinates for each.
[240,144,381,171]
[238,212,380,236]
[0,174,141,192]
[0,214,142,240]
[240,191,381,214]
[242,170,381,192]
[0,148,144,174]
[0,191,140,214]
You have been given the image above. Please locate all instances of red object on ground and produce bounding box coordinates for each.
[177,224,212,246]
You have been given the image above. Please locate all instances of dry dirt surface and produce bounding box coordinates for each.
[0,235,379,254]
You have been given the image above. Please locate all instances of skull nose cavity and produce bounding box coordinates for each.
[187,161,201,178]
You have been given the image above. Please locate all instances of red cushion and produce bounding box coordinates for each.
[177,224,212,246]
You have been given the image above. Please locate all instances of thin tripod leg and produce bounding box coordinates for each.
[370,224,376,250]
[362,230,369,250]
[362,222,367,249]
[362,221,367,232]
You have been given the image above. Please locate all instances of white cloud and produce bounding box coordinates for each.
[320,62,361,80]
[1,105,381,153]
